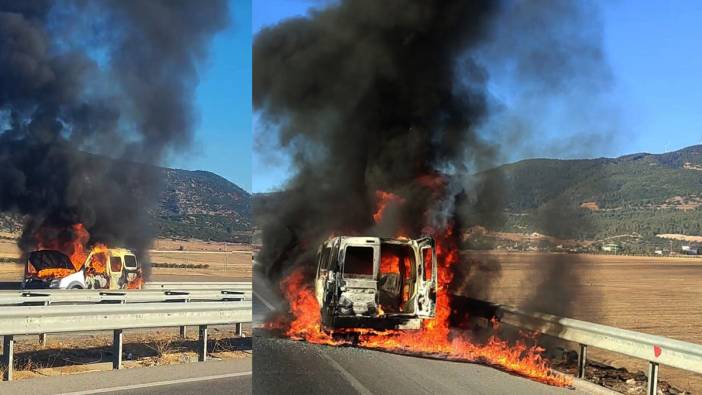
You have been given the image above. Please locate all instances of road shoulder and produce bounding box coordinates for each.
[0,356,251,395]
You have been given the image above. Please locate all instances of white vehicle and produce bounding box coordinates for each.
[315,236,437,330]
[23,248,142,290]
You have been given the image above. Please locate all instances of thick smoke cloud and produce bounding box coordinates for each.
[0,0,228,259]
[255,0,613,322]
[255,0,500,278]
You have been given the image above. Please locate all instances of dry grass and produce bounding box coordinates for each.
[145,335,176,358]
[465,251,702,393]
[5,327,250,380]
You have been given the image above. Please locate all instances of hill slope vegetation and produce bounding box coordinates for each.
[489,145,702,247]
[0,166,251,243]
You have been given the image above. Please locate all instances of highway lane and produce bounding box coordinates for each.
[94,374,251,395]
[254,336,603,395]
[0,358,251,395]
[253,273,282,326]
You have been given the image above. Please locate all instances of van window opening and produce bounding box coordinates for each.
[110,257,122,272]
[321,247,331,270]
[343,246,374,277]
[124,255,137,269]
[422,247,433,281]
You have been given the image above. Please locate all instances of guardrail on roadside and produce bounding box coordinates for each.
[0,289,250,306]
[466,298,702,395]
[0,300,252,381]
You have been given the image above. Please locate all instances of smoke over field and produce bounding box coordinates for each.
[0,1,229,259]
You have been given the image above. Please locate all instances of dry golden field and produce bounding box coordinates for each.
[464,252,702,392]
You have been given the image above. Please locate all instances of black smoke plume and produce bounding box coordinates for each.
[0,0,228,263]
[255,0,611,320]
[255,0,499,277]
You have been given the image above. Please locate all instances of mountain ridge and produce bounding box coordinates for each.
[0,165,252,243]
[489,145,702,249]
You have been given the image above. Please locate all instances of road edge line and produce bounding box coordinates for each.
[253,290,276,312]
[319,352,374,395]
[55,371,252,395]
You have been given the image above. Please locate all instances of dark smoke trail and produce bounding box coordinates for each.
[254,0,612,323]
[254,0,499,279]
[0,0,229,264]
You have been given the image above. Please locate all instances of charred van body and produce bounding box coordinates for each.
[315,236,437,330]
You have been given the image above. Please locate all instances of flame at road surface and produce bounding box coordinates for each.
[272,229,570,387]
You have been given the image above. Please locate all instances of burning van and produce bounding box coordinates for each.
[23,247,143,290]
[315,236,437,330]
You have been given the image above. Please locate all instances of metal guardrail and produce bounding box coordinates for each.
[0,289,250,305]
[143,281,251,290]
[0,300,252,381]
[470,298,702,395]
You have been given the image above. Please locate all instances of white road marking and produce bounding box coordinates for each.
[320,352,374,395]
[56,371,252,395]
[254,289,276,312]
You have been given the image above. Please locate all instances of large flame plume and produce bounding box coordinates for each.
[267,194,569,387]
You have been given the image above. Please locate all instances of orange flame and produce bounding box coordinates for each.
[36,223,90,270]
[36,268,74,279]
[373,191,405,224]
[86,243,109,274]
[280,270,344,345]
[274,228,570,387]
[127,276,144,289]
[32,224,144,289]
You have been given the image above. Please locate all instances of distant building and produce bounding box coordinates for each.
[654,249,664,255]
[602,243,621,253]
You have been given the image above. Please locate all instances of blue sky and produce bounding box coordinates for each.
[170,0,252,192]
[251,0,702,192]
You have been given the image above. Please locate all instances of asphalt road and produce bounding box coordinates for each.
[0,358,251,395]
[256,336,607,395]
[252,270,606,395]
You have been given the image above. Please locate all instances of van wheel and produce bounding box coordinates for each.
[68,284,83,289]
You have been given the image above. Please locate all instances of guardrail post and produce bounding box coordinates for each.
[2,335,13,381]
[39,301,49,346]
[577,343,587,378]
[198,325,208,362]
[647,361,659,395]
[235,323,243,337]
[113,329,123,370]
[180,297,189,338]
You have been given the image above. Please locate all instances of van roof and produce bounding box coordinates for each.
[108,248,136,255]
[323,236,416,245]
[88,248,136,256]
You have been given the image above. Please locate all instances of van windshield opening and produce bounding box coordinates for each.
[343,246,374,278]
